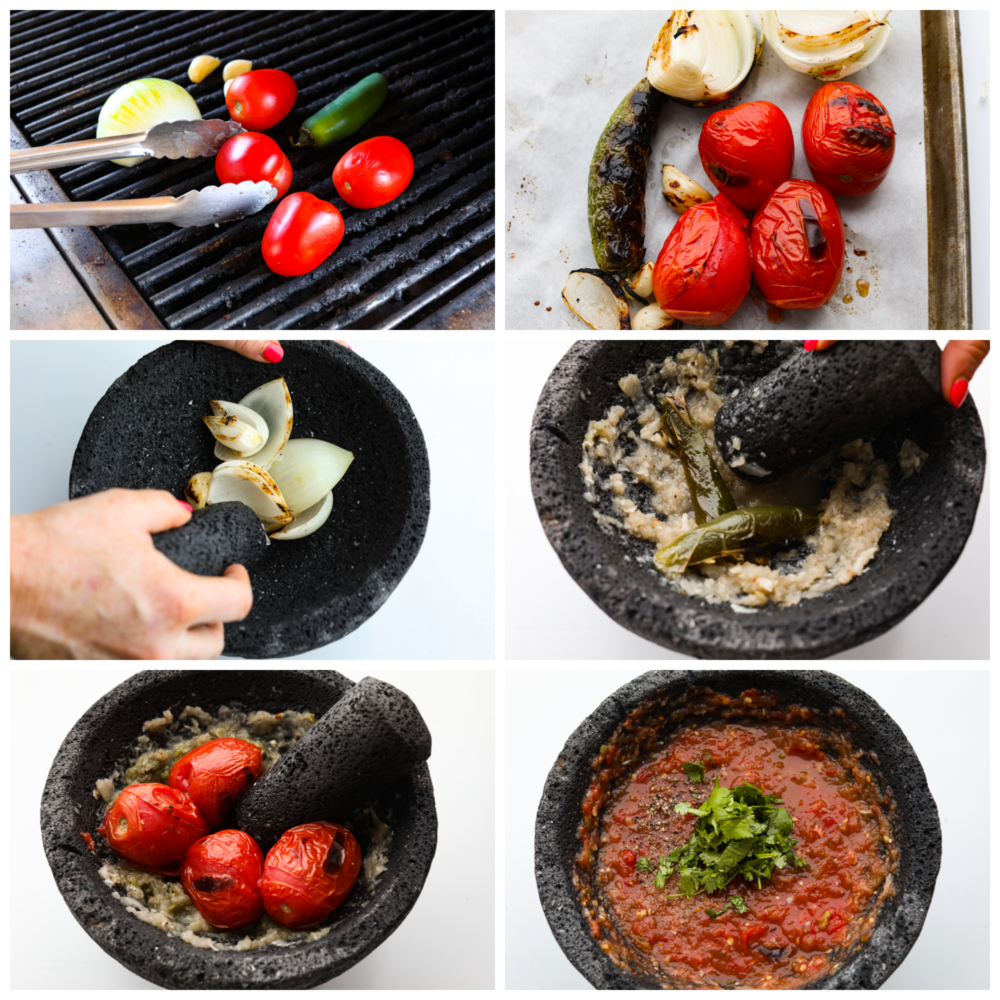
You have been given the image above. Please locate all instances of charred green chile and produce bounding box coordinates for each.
[290,72,388,148]
[588,79,662,274]
[658,394,736,524]
[655,505,821,572]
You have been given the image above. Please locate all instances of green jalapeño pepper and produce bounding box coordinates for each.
[290,72,388,148]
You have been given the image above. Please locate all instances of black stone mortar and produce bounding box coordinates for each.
[70,341,431,658]
[41,669,437,991]
[530,340,986,659]
[535,669,940,990]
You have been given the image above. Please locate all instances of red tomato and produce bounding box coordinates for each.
[332,136,414,209]
[180,830,265,930]
[750,179,845,309]
[96,783,209,875]
[215,132,292,199]
[226,69,298,130]
[168,738,263,829]
[802,82,896,196]
[260,821,361,929]
[261,191,345,277]
[653,194,751,326]
[698,102,794,212]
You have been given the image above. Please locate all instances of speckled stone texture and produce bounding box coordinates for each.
[152,501,269,576]
[535,669,941,990]
[69,341,430,658]
[715,341,942,483]
[41,670,437,991]
[530,340,985,659]
[236,676,433,851]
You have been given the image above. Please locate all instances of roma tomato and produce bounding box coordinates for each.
[180,829,265,930]
[168,738,263,829]
[262,191,344,277]
[97,783,209,875]
[260,821,361,930]
[750,179,845,309]
[802,82,895,196]
[653,194,751,326]
[215,132,292,199]
[698,102,794,212]
[226,69,298,130]
[333,136,413,209]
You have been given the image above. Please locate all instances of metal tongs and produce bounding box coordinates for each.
[10,119,277,229]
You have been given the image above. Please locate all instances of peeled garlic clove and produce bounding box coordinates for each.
[223,59,253,82]
[207,461,293,525]
[185,471,213,510]
[188,55,221,84]
[214,378,292,469]
[267,438,354,515]
[269,491,334,540]
[204,400,270,457]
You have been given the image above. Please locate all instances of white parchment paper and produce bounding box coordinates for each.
[506,10,929,330]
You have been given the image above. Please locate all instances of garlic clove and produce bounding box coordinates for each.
[267,438,354,516]
[223,59,253,82]
[203,400,270,457]
[185,471,213,510]
[188,55,221,84]
[207,461,293,524]
[269,491,334,540]
[214,378,292,469]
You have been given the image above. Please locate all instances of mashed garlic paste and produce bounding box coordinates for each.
[580,345,896,609]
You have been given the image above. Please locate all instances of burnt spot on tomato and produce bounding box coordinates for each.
[856,95,888,116]
[707,163,750,188]
[842,126,894,150]
[798,198,827,260]
[193,874,236,893]
[324,830,347,874]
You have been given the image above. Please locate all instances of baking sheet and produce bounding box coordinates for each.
[506,10,929,330]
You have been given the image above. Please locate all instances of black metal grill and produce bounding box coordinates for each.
[11,9,495,329]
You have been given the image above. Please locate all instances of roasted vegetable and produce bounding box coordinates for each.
[632,304,678,329]
[587,78,662,275]
[661,164,711,213]
[290,72,388,149]
[655,505,821,571]
[562,268,631,329]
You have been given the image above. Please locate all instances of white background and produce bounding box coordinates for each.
[504,337,991,660]
[10,666,494,989]
[10,337,495,660]
[504,668,988,990]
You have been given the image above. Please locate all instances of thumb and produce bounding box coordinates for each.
[202,340,283,364]
[940,340,990,407]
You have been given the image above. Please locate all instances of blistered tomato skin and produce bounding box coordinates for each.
[653,196,751,326]
[802,82,895,197]
[260,821,362,930]
[698,102,795,212]
[751,179,845,310]
[181,830,265,930]
[96,783,209,876]
[169,738,263,829]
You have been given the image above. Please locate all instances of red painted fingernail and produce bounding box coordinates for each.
[803,340,818,352]
[178,500,193,512]
[262,343,283,363]
[950,378,969,408]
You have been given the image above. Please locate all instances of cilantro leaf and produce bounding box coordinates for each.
[705,901,731,919]
[682,761,706,783]
[729,894,748,914]
[635,856,653,873]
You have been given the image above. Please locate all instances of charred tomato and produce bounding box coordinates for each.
[698,101,795,212]
[260,821,361,930]
[168,738,263,829]
[802,82,895,196]
[226,69,298,131]
[750,179,845,309]
[333,136,414,209]
[180,829,265,930]
[215,132,292,200]
[97,783,209,875]
[653,194,751,326]
[261,191,345,277]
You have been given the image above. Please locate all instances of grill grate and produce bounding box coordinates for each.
[11,9,495,329]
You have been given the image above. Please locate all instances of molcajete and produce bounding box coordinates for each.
[41,669,437,990]
[529,340,985,659]
[70,341,431,658]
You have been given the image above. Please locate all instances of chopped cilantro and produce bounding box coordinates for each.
[635,857,653,873]
[681,761,706,783]
[705,895,748,919]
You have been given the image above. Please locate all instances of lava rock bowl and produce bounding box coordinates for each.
[535,669,940,990]
[70,340,430,658]
[530,340,985,659]
[41,669,437,990]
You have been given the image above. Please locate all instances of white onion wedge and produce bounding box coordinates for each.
[269,491,334,540]
[207,461,293,524]
[762,11,892,81]
[204,400,270,457]
[214,378,292,468]
[185,471,213,510]
[267,438,354,515]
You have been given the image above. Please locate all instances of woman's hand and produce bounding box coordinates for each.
[804,339,990,407]
[11,489,253,659]
[203,340,284,363]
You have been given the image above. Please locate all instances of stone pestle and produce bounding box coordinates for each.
[235,676,432,851]
[714,340,943,484]
[152,501,269,576]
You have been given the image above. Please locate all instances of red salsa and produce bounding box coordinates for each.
[575,688,897,989]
